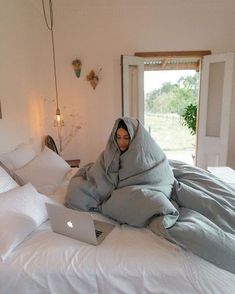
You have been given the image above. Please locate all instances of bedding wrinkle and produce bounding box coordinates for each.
[173,181,235,234]
[14,226,99,294]
[94,224,183,294]
[183,250,235,294]
[118,156,166,184]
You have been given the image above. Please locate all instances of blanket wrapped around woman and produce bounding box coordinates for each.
[66,117,177,228]
[66,117,235,275]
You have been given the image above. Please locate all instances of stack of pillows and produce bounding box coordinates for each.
[0,143,71,261]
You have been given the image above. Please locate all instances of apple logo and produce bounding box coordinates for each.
[67,221,73,228]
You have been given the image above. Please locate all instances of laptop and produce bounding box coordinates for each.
[46,202,115,245]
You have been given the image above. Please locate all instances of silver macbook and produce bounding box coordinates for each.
[46,203,115,245]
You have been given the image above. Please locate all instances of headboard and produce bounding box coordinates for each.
[44,135,59,154]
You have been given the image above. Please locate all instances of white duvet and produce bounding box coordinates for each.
[0,169,235,294]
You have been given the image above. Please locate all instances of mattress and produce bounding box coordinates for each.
[0,168,235,294]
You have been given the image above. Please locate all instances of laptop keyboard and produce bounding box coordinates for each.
[95,229,102,238]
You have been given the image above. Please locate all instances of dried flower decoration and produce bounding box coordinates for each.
[86,68,102,89]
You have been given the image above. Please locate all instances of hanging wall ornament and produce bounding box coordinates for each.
[86,68,102,89]
[72,59,82,78]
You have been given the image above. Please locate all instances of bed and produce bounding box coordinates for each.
[0,143,235,294]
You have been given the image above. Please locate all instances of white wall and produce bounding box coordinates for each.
[1,0,235,164]
[0,0,50,154]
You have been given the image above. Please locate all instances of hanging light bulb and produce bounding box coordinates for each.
[56,111,61,123]
[54,108,64,127]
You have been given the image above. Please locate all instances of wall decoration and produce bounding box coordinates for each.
[0,100,2,119]
[72,59,82,78]
[86,68,102,89]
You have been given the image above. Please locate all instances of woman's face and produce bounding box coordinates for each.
[116,127,130,152]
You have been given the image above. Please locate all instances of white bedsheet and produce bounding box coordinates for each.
[1,168,235,294]
[1,211,235,294]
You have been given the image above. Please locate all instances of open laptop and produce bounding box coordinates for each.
[46,203,115,245]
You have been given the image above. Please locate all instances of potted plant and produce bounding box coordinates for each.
[180,103,197,135]
[180,103,197,163]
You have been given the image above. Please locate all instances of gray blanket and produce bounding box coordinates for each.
[66,117,235,274]
[150,160,235,274]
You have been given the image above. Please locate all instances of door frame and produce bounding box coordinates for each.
[196,52,235,169]
[121,55,145,124]
[121,50,212,165]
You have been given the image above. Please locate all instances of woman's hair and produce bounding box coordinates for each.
[116,119,129,135]
[115,119,130,154]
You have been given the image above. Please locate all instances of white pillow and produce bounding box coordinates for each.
[0,212,36,261]
[0,182,54,261]
[0,182,51,226]
[0,143,36,171]
[0,166,18,193]
[15,147,71,195]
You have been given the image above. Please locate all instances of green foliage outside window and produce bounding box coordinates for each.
[145,72,198,135]
[180,103,197,135]
[145,73,199,116]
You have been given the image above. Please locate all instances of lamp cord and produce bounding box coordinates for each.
[42,0,59,111]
